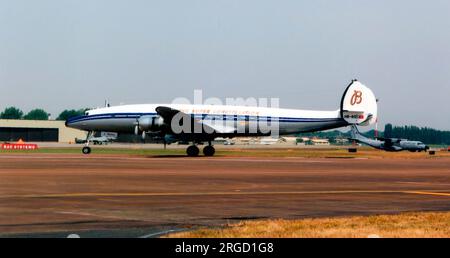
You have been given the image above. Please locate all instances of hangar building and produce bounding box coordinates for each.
[0,119,86,143]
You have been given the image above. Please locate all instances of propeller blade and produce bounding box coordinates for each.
[134,125,139,135]
[141,131,146,140]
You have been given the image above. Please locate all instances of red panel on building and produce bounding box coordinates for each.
[1,139,38,150]
[1,144,38,150]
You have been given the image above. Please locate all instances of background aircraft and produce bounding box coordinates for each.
[350,125,429,152]
[75,136,114,145]
[66,80,378,156]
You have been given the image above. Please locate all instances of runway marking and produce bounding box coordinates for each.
[2,189,450,199]
[397,181,450,186]
[405,191,450,197]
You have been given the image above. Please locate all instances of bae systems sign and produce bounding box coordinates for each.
[1,139,38,150]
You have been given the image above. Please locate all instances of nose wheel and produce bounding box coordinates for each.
[82,146,92,155]
[82,131,94,155]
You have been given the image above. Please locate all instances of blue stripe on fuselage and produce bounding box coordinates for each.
[66,112,342,125]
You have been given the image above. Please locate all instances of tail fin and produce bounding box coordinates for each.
[340,80,377,126]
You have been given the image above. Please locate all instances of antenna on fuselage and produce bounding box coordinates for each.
[105,99,110,108]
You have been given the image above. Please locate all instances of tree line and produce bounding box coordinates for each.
[0,106,88,121]
[384,123,450,145]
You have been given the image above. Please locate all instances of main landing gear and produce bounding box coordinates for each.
[186,142,215,157]
[203,145,215,157]
[186,145,200,157]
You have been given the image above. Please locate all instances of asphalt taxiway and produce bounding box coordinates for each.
[0,152,449,237]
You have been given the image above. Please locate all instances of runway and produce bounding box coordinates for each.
[0,153,449,237]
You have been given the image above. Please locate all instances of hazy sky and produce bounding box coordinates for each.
[1,0,449,129]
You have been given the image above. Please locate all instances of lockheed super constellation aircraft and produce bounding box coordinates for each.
[66,80,378,156]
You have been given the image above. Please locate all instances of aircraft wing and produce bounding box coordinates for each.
[384,138,402,144]
[155,106,236,134]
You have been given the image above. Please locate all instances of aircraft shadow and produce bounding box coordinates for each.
[145,155,196,158]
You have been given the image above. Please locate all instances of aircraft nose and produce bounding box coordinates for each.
[65,118,76,128]
[65,116,84,129]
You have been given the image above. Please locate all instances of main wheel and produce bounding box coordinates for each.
[186,145,200,157]
[203,145,215,157]
[82,146,91,155]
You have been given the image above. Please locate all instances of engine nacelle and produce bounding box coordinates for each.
[138,115,164,132]
[164,134,178,144]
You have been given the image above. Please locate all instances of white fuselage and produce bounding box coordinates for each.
[66,104,347,136]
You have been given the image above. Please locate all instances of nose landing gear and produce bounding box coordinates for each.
[82,146,91,154]
[82,131,94,155]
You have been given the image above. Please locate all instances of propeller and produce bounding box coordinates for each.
[134,115,167,144]
[134,119,146,141]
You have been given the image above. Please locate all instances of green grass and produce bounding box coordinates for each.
[0,146,348,156]
[1,146,448,159]
[0,147,186,155]
[0,146,358,157]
